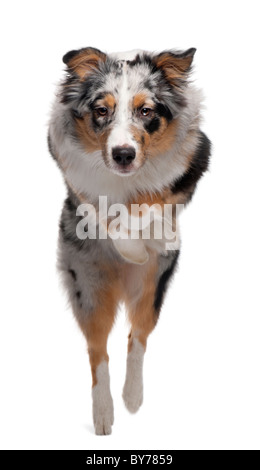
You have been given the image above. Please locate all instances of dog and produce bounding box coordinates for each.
[48,47,211,435]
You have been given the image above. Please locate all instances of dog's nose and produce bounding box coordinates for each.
[112,146,136,166]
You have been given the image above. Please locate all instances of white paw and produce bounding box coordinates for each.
[93,393,114,435]
[92,361,114,435]
[123,338,144,414]
[123,378,143,413]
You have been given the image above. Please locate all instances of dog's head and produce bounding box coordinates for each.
[60,47,196,176]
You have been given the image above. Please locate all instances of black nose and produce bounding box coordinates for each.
[112,146,136,166]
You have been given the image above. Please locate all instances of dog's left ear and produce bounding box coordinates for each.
[154,48,196,83]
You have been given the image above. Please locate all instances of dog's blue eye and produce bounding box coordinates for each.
[96,107,108,117]
[140,107,152,117]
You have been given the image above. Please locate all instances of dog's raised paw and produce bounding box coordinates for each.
[123,381,143,414]
[123,338,144,414]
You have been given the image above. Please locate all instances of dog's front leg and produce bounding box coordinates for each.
[122,251,179,413]
[122,258,158,414]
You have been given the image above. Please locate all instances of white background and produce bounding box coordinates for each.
[0,0,259,450]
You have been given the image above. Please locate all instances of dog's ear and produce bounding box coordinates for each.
[154,48,196,83]
[62,47,107,79]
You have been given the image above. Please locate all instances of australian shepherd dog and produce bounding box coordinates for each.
[48,47,211,435]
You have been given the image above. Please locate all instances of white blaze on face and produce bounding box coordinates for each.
[106,62,137,157]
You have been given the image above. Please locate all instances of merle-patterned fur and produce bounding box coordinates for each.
[60,49,191,126]
[49,46,212,313]
[48,47,211,435]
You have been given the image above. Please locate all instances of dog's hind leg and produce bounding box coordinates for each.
[58,225,120,434]
[74,287,119,435]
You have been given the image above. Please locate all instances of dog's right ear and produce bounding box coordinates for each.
[62,47,107,79]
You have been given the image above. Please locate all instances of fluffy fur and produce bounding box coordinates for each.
[48,47,211,435]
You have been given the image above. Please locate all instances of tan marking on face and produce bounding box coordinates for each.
[133,116,194,180]
[103,93,116,110]
[75,112,118,170]
[94,93,116,111]
[130,117,179,165]
[75,114,101,152]
[132,92,149,110]
[148,118,178,155]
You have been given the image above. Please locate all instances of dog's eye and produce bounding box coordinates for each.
[140,107,152,117]
[96,107,108,117]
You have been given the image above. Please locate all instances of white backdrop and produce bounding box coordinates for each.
[0,0,260,450]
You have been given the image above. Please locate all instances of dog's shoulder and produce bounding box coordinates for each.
[170,130,211,203]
